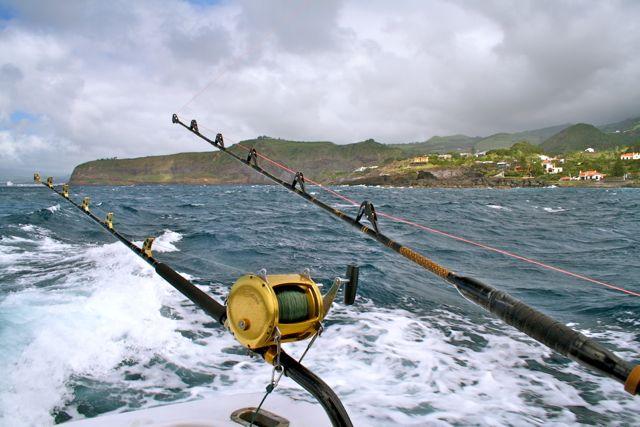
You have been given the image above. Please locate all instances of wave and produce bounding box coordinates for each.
[1,186,638,425]
[486,204,512,211]
[178,203,205,208]
[133,230,183,253]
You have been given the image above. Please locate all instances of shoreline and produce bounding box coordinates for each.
[46,179,640,189]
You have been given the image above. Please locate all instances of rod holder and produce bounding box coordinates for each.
[344,265,359,305]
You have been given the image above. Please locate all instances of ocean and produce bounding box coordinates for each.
[0,184,638,426]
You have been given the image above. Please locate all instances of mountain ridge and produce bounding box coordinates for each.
[69,115,640,185]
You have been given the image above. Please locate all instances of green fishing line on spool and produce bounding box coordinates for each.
[276,288,309,323]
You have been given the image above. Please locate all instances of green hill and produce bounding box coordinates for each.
[390,135,481,155]
[598,116,640,134]
[70,137,406,185]
[474,124,570,152]
[540,123,630,154]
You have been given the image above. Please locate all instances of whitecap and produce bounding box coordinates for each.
[137,229,183,253]
[543,207,567,213]
[486,204,512,211]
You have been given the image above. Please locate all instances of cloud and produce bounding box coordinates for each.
[0,0,639,179]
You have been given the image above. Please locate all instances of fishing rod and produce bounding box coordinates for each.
[33,173,355,427]
[173,114,640,397]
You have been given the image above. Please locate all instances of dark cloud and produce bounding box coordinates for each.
[0,0,639,180]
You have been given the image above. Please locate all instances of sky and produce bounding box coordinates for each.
[1,0,639,180]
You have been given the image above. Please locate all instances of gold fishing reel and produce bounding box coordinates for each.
[226,266,359,350]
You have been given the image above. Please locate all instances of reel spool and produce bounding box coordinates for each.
[226,267,358,350]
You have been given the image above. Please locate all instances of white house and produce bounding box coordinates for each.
[437,154,452,160]
[353,165,379,172]
[579,170,605,181]
[542,159,563,174]
[545,165,563,174]
[620,152,640,160]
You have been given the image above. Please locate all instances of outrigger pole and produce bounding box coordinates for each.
[173,114,640,396]
[33,174,353,427]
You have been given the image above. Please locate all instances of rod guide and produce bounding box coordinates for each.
[142,237,155,258]
[106,212,114,230]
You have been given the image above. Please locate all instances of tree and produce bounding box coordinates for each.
[510,141,542,155]
[611,160,624,177]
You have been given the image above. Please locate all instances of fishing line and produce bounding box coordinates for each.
[173,116,640,396]
[178,64,233,114]
[220,136,640,298]
[177,38,268,116]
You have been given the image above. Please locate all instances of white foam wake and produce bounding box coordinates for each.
[133,229,183,253]
[0,226,638,426]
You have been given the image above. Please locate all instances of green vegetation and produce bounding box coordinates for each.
[69,116,640,186]
[474,124,570,152]
[541,124,613,154]
[389,135,481,155]
[487,141,542,156]
[70,137,406,185]
[612,160,625,177]
[598,116,640,133]
[541,123,640,154]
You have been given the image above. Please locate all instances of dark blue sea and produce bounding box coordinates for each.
[0,184,638,425]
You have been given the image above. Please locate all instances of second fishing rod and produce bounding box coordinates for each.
[34,174,353,426]
[173,114,639,396]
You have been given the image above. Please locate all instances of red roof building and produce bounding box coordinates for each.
[578,170,605,181]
